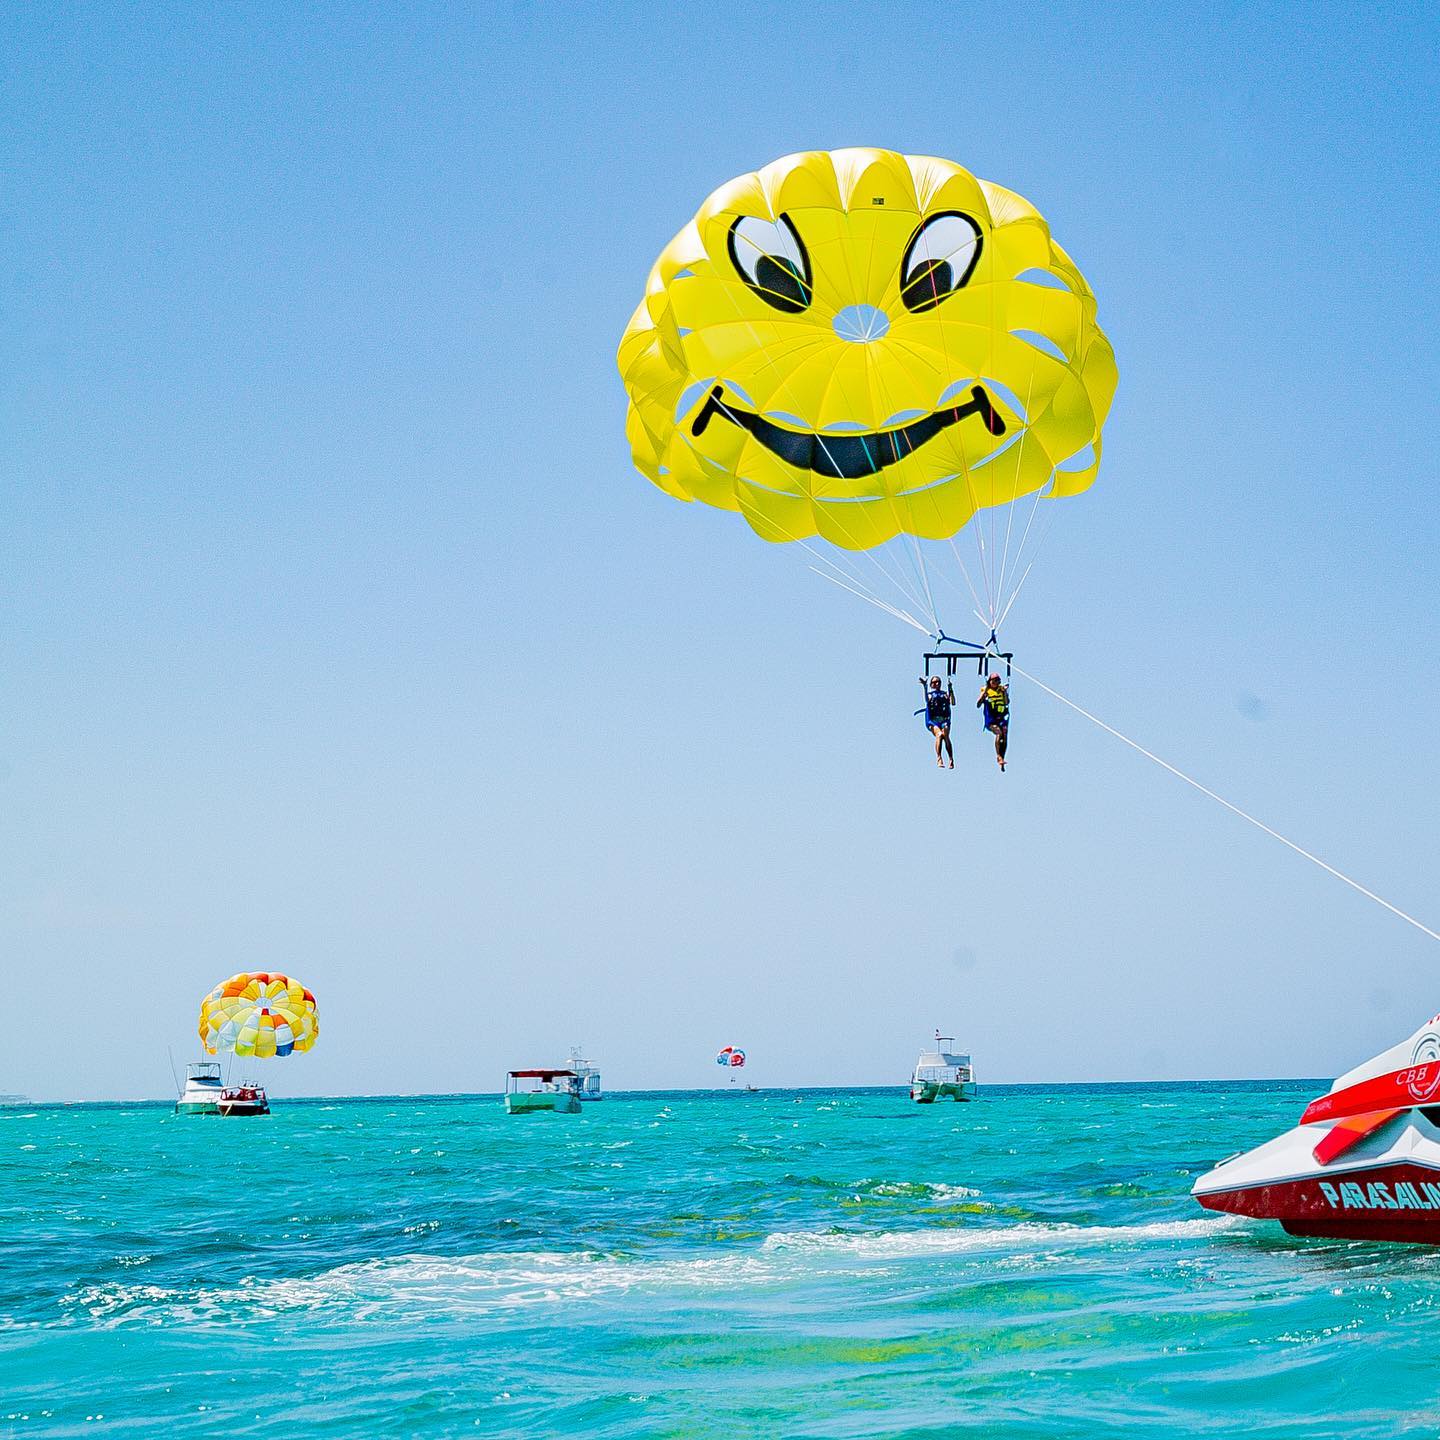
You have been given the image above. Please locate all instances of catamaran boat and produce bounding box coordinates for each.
[569,1047,602,1100]
[911,1032,978,1103]
[175,1062,223,1114]
[504,1068,582,1115]
[1194,1013,1440,1243]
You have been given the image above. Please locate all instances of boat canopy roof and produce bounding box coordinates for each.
[508,1069,577,1079]
[916,1049,971,1068]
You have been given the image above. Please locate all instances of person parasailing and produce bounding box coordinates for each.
[979,674,1010,771]
[920,675,956,769]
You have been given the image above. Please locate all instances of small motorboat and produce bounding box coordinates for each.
[217,1084,270,1116]
[910,1031,977,1103]
[175,1061,223,1115]
[1194,1012,1440,1243]
[504,1068,582,1114]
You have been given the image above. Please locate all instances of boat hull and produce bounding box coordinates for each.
[505,1091,581,1115]
[911,1081,978,1103]
[174,1099,220,1115]
[1197,1159,1440,1244]
[218,1099,270,1116]
[1193,1098,1440,1245]
[216,1085,270,1117]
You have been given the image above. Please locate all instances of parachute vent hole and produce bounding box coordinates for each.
[674,379,714,423]
[938,378,980,408]
[982,378,1029,425]
[970,432,1022,471]
[1056,443,1096,473]
[1015,267,1073,292]
[1012,329,1070,364]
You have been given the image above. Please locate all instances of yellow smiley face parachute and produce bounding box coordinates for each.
[617,148,1117,641]
[199,972,318,1060]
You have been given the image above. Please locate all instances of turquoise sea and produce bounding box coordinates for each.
[5,1084,1440,1438]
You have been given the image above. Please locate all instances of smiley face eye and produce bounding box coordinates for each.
[728,213,813,314]
[900,212,983,313]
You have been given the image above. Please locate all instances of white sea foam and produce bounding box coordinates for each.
[67,1249,779,1326]
[64,1217,1242,1329]
[926,1183,984,1202]
[762,1215,1239,1259]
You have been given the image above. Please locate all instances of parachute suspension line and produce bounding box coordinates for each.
[734,486,936,630]
[814,508,938,631]
[904,531,941,637]
[992,488,1061,633]
[991,349,1044,616]
[944,535,992,632]
[806,565,934,636]
[1013,662,1440,946]
[790,534,933,633]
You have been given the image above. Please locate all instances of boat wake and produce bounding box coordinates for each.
[762,1215,1240,1258]
[62,1216,1240,1329]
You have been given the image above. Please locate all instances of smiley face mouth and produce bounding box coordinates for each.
[690,384,1006,481]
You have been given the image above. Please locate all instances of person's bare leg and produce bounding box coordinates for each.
[943,729,954,767]
[932,726,944,766]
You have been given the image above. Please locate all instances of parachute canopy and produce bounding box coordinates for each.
[716,1046,747,1068]
[199,972,318,1059]
[617,148,1116,552]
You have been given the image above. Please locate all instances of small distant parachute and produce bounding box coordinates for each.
[199,972,318,1059]
[716,1046,747,1068]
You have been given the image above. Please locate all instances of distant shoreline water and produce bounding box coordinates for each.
[0,1077,1332,1109]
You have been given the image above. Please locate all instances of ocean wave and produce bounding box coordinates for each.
[61,1216,1242,1329]
[64,1249,779,1327]
[762,1215,1240,1258]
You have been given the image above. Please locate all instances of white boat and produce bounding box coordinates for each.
[175,1061,223,1115]
[569,1046,603,1100]
[505,1068,582,1115]
[910,1032,977,1103]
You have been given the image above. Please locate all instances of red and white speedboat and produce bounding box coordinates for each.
[1194,1013,1440,1243]
[217,1084,270,1117]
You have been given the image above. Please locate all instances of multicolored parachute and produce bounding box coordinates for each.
[199,973,318,1059]
[716,1046,747,1068]
[617,148,1116,638]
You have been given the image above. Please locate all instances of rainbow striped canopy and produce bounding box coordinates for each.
[199,972,318,1059]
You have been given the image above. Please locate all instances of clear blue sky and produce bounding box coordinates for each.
[4,2,1438,1100]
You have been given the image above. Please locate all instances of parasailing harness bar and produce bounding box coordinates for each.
[923,631,1012,679]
